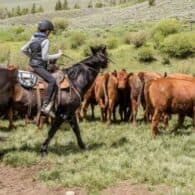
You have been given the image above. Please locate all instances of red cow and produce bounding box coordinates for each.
[146,78,195,138]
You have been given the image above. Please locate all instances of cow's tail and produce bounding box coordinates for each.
[103,73,109,108]
[137,72,145,109]
[144,80,154,121]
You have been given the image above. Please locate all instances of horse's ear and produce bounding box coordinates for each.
[101,45,107,54]
[90,46,96,55]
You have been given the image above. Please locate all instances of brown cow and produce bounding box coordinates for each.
[165,72,194,80]
[146,78,195,138]
[129,71,162,125]
[107,70,118,124]
[162,73,195,126]
[81,81,96,120]
[117,69,130,121]
[94,73,109,121]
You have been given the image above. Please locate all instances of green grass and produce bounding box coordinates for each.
[0,117,195,194]
[0,18,195,194]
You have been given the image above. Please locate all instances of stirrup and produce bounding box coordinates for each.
[41,101,55,118]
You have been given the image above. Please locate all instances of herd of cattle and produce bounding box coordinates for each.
[0,67,195,138]
[77,70,195,137]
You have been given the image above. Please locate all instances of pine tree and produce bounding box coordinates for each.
[63,0,68,10]
[38,5,44,13]
[55,1,58,10]
[88,0,93,8]
[74,2,80,9]
[31,3,36,14]
[16,5,21,16]
[55,0,63,10]
[11,8,16,17]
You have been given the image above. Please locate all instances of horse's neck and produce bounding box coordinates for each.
[72,69,98,98]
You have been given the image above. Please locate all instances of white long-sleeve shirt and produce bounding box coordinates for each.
[21,36,61,61]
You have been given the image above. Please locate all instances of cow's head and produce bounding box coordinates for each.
[117,69,129,89]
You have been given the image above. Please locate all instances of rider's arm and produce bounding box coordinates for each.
[41,39,61,61]
[21,41,31,57]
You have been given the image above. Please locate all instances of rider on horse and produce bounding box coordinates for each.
[21,20,63,118]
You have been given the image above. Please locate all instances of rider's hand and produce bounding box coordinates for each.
[58,49,63,56]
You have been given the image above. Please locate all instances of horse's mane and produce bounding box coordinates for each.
[62,55,95,80]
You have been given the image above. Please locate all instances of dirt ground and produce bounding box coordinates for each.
[0,164,170,195]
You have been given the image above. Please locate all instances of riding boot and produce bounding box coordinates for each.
[41,100,56,118]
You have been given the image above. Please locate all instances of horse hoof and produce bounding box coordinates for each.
[79,143,86,150]
[40,146,48,157]
[40,150,48,157]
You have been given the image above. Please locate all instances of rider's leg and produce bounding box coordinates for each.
[33,66,57,116]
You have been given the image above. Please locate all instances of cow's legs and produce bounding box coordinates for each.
[163,114,169,129]
[113,105,117,122]
[38,116,45,129]
[68,114,85,149]
[151,109,161,138]
[91,103,95,119]
[82,100,89,120]
[8,106,14,130]
[40,117,63,156]
[172,114,185,133]
[193,106,195,128]
[131,98,138,126]
[119,105,123,121]
[108,99,114,124]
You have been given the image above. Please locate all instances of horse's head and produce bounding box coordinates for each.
[90,45,108,69]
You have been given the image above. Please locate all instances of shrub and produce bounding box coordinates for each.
[106,38,118,49]
[153,31,164,49]
[161,55,170,65]
[148,0,155,6]
[95,1,105,8]
[152,19,181,37]
[11,26,25,34]
[137,47,154,62]
[74,3,80,9]
[83,46,91,57]
[52,17,69,31]
[128,31,148,48]
[161,32,195,58]
[10,52,29,68]
[124,32,133,44]
[0,45,10,63]
[70,31,86,49]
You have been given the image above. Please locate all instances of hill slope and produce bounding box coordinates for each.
[0,0,194,29]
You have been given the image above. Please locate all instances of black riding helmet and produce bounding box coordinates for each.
[38,20,54,32]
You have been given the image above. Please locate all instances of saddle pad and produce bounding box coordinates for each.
[18,70,38,88]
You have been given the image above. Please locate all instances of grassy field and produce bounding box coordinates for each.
[0,0,195,194]
[0,116,195,194]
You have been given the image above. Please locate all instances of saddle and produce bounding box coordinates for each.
[18,70,69,89]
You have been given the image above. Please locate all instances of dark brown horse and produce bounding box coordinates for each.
[40,45,108,155]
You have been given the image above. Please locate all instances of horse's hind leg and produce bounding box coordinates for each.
[40,117,63,156]
[69,114,85,149]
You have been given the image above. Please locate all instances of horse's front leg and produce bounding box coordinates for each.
[40,117,63,156]
[69,114,85,149]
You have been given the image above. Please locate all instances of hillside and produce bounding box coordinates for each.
[0,0,194,29]
[0,0,93,11]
